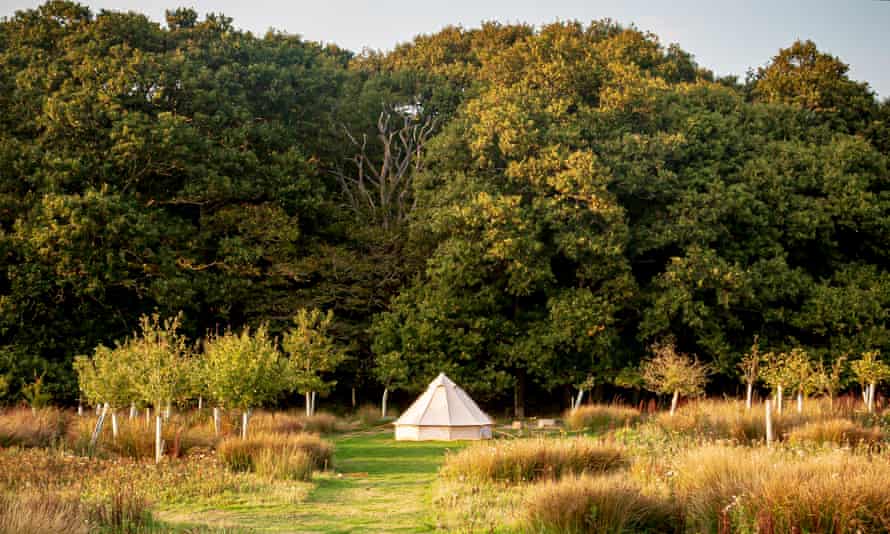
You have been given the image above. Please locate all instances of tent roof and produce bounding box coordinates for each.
[394,373,494,427]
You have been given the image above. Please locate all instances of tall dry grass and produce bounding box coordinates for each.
[355,404,381,426]
[564,404,642,432]
[0,407,70,448]
[0,492,89,534]
[65,412,218,459]
[673,445,890,533]
[654,398,872,443]
[254,448,313,481]
[250,411,345,435]
[524,474,680,534]
[788,418,884,446]
[440,438,627,484]
[217,432,334,478]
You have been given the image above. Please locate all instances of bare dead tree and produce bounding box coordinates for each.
[334,107,436,231]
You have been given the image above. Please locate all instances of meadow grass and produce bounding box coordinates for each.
[0,492,90,534]
[354,404,382,426]
[217,432,334,476]
[652,398,884,444]
[787,417,884,445]
[4,400,890,532]
[523,474,679,534]
[251,411,346,435]
[564,404,642,432]
[439,437,627,484]
[0,407,70,448]
[673,444,890,533]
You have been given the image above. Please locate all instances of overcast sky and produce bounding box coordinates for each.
[3,0,889,98]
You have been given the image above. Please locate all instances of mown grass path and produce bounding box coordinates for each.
[157,431,461,533]
[287,431,460,533]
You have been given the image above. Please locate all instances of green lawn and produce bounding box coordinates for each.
[155,431,464,533]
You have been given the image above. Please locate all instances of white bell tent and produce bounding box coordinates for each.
[394,373,494,441]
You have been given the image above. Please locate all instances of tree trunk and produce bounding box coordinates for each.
[164,403,172,420]
[514,371,526,419]
[746,382,753,411]
[305,392,312,417]
[381,388,389,418]
[670,390,680,416]
[146,407,151,427]
[776,386,783,415]
[129,403,137,420]
[352,387,357,409]
[155,415,163,464]
[765,399,774,447]
[111,410,118,440]
[198,397,203,410]
[796,390,803,414]
[311,392,317,416]
[213,407,221,436]
[78,403,83,417]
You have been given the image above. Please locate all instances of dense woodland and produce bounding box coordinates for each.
[0,1,888,412]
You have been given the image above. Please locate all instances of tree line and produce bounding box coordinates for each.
[0,2,888,413]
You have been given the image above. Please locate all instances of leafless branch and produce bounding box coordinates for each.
[333,105,437,230]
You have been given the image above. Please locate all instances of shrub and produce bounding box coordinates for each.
[0,407,70,448]
[356,404,381,426]
[524,474,680,534]
[788,418,884,445]
[673,445,890,533]
[640,338,709,415]
[218,432,334,476]
[565,404,641,432]
[299,412,341,434]
[440,438,627,484]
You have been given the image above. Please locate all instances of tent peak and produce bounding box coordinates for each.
[429,373,455,388]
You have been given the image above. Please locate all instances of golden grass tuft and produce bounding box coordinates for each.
[0,407,70,448]
[654,399,855,443]
[251,411,345,435]
[218,432,334,478]
[355,404,381,426]
[524,474,680,534]
[0,486,150,534]
[787,418,884,445]
[673,445,890,533]
[254,447,313,481]
[564,404,642,432]
[440,438,627,484]
[65,412,218,459]
[0,492,89,534]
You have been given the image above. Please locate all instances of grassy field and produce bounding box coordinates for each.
[3,400,890,533]
[156,431,461,533]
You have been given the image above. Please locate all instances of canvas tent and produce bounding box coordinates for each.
[393,373,494,441]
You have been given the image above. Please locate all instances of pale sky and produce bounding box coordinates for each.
[3,0,889,98]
